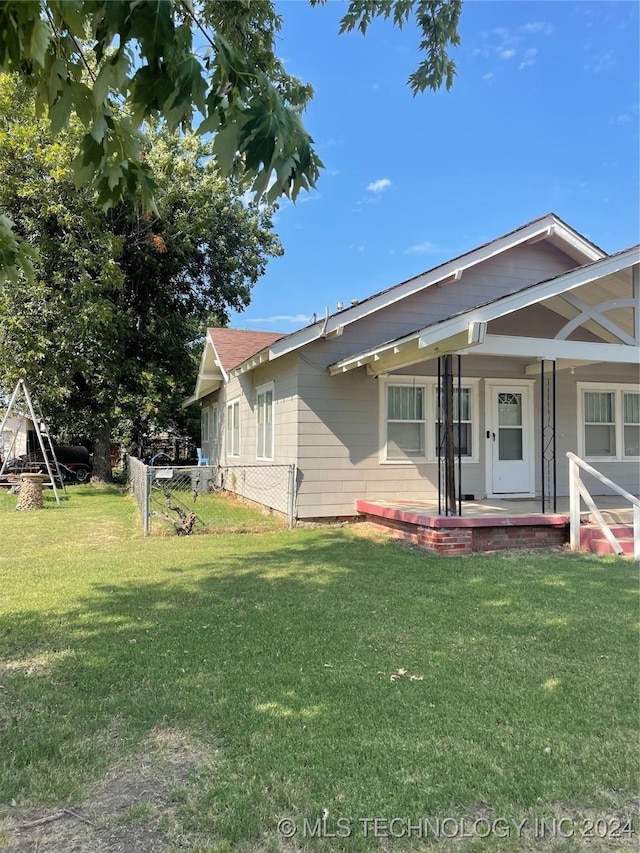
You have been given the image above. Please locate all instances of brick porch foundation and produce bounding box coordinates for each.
[355,500,568,556]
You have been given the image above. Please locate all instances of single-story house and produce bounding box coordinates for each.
[188,213,639,536]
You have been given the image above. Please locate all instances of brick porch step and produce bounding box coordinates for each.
[580,524,636,557]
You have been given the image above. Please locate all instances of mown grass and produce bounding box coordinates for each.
[0,488,638,850]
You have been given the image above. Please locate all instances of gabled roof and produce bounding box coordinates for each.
[329,244,640,376]
[227,213,606,376]
[186,328,285,405]
[208,328,284,374]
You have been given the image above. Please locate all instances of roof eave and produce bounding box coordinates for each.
[268,214,606,364]
[329,245,639,375]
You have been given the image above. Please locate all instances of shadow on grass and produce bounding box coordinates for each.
[1,532,638,844]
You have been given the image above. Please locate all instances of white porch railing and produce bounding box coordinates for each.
[567,452,640,561]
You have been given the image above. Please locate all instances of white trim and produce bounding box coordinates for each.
[226,398,240,459]
[484,380,536,498]
[459,334,639,364]
[378,375,480,464]
[577,382,640,462]
[255,381,275,462]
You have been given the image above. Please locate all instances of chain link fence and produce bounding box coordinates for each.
[126,456,296,534]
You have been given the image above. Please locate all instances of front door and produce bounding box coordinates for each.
[487,384,534,496]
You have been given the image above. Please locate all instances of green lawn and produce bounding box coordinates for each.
[0,488,638,851]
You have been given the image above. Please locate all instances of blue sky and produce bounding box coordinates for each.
[230,0,639,330]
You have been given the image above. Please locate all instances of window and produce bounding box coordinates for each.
[210,403,219,460]
[584,391,615,456]
[386,384,426,459]
[579,384,640,459]
[226,400,240,457]
[201,406,210,443]
[623,392,640,457]
[380,378,479,463]
[256,384,274,460]
[435,387,473,457]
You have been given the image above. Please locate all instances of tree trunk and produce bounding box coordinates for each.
[92,424,113,483]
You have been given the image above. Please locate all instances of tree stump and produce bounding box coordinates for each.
[15,474,47,511]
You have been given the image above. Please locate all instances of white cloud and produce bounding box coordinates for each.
[482,72,495,83]
[584,51,616,73]
[611,114,632,125]
[519,48,538,70]
[404,240,445,255]
[246,314,312,325]
[366,178,392,193]
[499,48,516,60]
[520,22,554,35]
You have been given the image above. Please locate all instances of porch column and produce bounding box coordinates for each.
[540,359,557,513]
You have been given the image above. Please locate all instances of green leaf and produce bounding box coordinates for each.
[29,18,52,68]
[49,86,73,136]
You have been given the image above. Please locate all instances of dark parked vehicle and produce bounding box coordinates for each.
[1,445,92,483]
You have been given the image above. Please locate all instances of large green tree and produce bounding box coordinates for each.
[0,74,282,479]
[0,0,462,281]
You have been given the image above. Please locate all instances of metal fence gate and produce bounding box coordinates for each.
[127,456,296,534]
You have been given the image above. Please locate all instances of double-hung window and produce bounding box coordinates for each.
[623,392,640,457]
[381,377,478,463]
[435,387,473,457]
[226,399,240,457]
[386,384,426,460]
[202,406,210,443]
[580,384,640,460]
[210,402,219,458]
[256,383,274,460]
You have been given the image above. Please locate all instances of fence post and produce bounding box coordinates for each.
[144,464,153,536]
[287,464,296,529]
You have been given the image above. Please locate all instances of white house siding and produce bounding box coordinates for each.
[554,362,640,497]
[200,352,299,515]
[292,246,638,518]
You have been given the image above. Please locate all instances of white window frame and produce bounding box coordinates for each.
[210,402,219,460]
[201,406,210,443]
[226,398,240,458]
[577,382,640,461]
[378,376,480,464]
[210,402,219,444]
[255,381,275,461]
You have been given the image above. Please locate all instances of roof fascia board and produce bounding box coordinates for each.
[206,329,229,383]
[269,215,604,362]
[229,345,272,379]
[460,334,639,364]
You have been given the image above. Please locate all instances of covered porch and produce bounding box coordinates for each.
[355,495,636,556]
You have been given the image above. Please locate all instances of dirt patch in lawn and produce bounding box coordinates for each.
[0,728,215,853]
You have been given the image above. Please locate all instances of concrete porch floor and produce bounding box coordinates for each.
[357,495,636,525]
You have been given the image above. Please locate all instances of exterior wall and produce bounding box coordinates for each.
[295,358,639,519]
[0,414,32,460]
[293,241,585,518]
[199,352,299,514]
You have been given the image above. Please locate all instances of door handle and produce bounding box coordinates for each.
[486,431,496,441]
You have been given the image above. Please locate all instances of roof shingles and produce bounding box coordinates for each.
[208,328,284,374]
